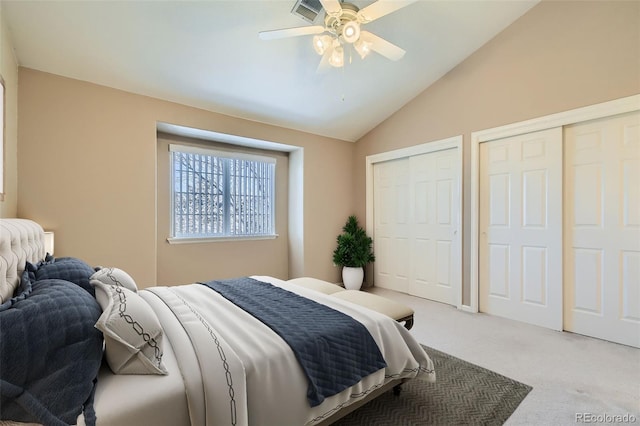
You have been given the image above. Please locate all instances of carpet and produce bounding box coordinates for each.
[333,345,532,426]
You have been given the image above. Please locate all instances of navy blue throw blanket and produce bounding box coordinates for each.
[200,277,387,407]
[0,275,103,426]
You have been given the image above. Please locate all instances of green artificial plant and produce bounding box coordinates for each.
[332,215,375,268]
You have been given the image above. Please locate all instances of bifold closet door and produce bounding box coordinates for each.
[373,158,411,293]
[479,127,563,330]
[564,111,640,348]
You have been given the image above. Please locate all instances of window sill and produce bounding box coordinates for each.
[167,235,279,244]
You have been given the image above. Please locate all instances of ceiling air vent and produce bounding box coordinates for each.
[291,0,324,23]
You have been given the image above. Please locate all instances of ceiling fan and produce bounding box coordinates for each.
[259,0,417,70]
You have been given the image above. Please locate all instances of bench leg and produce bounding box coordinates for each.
[404,317,414,330]
[393,384,402,396]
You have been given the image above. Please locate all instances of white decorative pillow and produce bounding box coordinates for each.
[91,267,138,292]
[91,280,167,375]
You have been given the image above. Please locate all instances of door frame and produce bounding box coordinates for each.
[469,94,640,313]
[366,135,463,308]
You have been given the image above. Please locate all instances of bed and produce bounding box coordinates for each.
[0,218,435,426]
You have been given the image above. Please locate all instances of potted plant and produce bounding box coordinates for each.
[332,215,375,290]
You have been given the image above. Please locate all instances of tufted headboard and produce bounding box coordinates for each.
[0,219,46,303]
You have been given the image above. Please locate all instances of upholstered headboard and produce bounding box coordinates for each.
[0,219,46,303]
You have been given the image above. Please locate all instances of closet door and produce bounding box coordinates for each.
[408,149,459,304]
[373,158,411,293]
[479,127,563,330]
[372,146,461,304]
[564,111,640,348]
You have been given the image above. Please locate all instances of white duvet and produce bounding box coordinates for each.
[96,276,436,426]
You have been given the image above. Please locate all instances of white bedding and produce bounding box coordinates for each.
[0,219,435,426]
[94,276,435,426]
[83,295,191,426]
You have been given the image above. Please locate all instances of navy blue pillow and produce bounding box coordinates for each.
[0,279,103,426]
[35,257,96,296]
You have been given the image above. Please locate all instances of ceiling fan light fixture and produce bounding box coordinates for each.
[313,34,333,55]
[259,0,417,71]
[354,38,372,59]
[342,21,360,44]
[329,45,344,67]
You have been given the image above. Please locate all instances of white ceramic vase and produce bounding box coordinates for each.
[342,266,364,291]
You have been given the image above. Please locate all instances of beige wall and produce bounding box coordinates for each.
[354,1,640,303]
[18,69,354,287]
[0,3,18,218]
[17,1,637,292]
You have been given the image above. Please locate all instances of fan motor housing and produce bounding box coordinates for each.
[324,3,360,36]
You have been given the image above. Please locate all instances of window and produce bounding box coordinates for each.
[169,144,276,240]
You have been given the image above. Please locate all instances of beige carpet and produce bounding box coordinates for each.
[365,287,640,425]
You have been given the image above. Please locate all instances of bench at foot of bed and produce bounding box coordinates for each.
[331,290,415,330]
[287,277,345,294]
[287,277,415,330]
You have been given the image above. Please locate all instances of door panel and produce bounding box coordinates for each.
[564,111,640,347]
[621,252,640,321]
[572,248,602,313]
[522,246,547,305]
[479,127,563,330]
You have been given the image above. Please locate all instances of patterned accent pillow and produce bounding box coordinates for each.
[91,280,167,375]
[90,267,138,293]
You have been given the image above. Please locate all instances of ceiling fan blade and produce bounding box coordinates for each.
[319,0,342,16]
[259,26,325,40]
[357,0,418,23]
[361,31,406,61]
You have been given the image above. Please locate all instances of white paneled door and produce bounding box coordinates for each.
[564,112,640,347]
[408,150,460,304]
[479,128,563,330]
[373,148,460,305]
[374,158,411,293]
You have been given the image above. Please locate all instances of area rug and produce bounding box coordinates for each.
[334,345,532,426]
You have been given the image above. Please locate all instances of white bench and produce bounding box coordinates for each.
[287,277,345,294]
[287,277,414,330]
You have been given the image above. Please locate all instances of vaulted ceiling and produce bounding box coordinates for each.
[2,0,538,141]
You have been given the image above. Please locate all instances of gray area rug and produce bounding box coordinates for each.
[334,345,532,426]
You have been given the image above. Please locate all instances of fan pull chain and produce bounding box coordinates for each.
[341,58,346,102]
[340,45,353,102]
